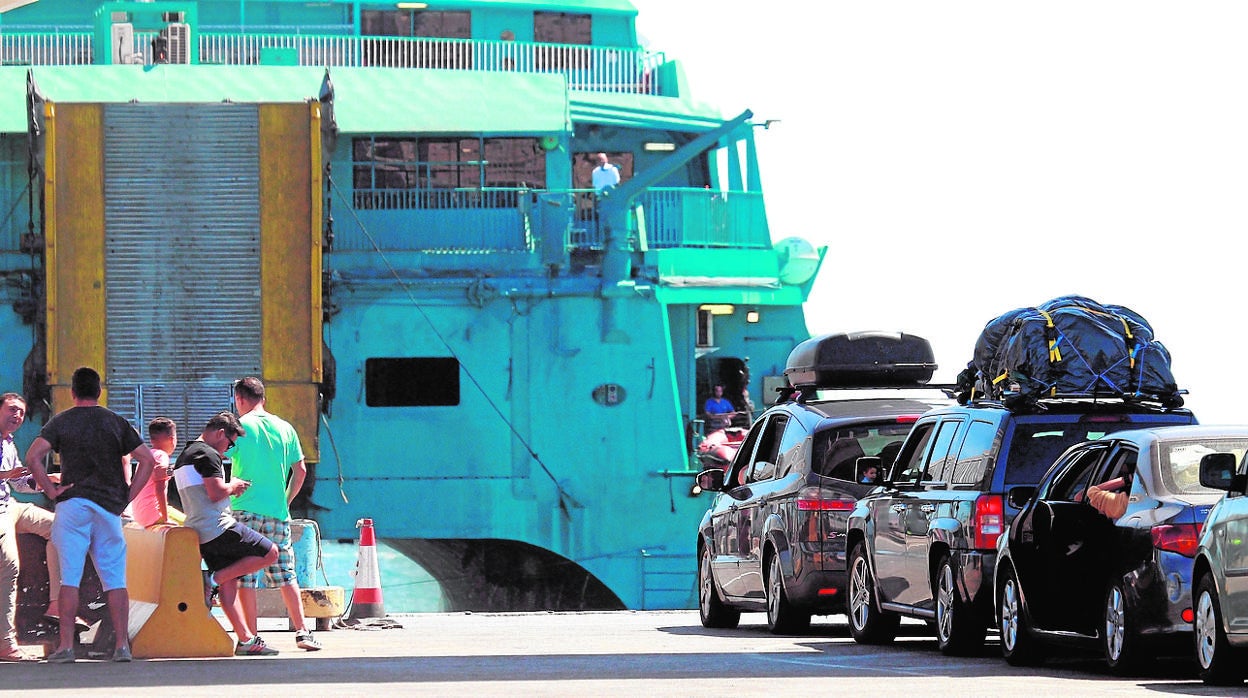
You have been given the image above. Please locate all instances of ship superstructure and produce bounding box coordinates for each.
[0,0,824,610]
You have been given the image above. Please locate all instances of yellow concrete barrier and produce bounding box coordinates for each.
[124,525,233,659]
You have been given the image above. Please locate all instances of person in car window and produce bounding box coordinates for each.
[858,462,879,484]
[1085,468,1133,520]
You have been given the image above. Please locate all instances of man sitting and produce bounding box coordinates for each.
[703,385,736,430]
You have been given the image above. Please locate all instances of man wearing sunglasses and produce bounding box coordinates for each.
[173,411,279,656]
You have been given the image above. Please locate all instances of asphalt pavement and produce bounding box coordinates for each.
[6,611,1242,697]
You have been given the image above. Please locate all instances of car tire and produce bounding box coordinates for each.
[1195,574,1247,686]
[1103,582,1142,675]
[847,542,898,645]
[766,552,811,635]
[935,553,986,656]
[698,544,740,629]
[998,566,1045,666]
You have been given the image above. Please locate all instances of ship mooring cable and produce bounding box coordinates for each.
[326,180,578,517]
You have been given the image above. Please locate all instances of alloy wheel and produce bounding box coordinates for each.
[1105,585,1126,662]
[699,549,714,614]
[937,563,955,644]
[849,554,871,632]
[1000,577,1020,652]
[1196,587,1217,670]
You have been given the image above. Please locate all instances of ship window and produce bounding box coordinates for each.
[534,12,591,44]
[361,9,470,38]
[352,136,545,209]
[365,357,460,407]
[696,308,714,347]
[534,12,591,69]
[360,10,471,68]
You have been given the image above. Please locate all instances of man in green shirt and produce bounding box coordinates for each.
[228,377,321,652]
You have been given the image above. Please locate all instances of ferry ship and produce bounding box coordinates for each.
[0,0,824,611]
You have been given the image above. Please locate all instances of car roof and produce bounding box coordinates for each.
[804,395,953,421]
[1098,424,1248,445]
[923,399,1196,420]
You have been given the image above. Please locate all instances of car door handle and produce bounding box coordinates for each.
[920,504,935,513]
[891,504,905,513]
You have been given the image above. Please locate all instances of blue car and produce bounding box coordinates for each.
[995,425,1245,673]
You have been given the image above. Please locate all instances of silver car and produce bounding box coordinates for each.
[1192,438,1248,685]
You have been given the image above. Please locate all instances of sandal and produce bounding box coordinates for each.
[0,647,40,662]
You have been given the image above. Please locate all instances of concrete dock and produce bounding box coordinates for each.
[4,611,1235,696]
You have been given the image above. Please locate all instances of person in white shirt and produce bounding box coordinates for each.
[591,152,620,194]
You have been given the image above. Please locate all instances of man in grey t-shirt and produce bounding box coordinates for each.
[172,412,278,656]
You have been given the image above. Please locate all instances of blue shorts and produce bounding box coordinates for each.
[51,498,127,591]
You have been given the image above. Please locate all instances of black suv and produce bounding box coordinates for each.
[845,399,1197,654]
[695,332,952,633]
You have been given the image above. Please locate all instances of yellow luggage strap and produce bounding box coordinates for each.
[1039,310,1061,363]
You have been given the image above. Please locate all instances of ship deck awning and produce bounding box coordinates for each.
[0,65,570,134]
[570,92,727,132]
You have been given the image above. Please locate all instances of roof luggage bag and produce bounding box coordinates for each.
[784,331,937,390]
[957,295,1182,407]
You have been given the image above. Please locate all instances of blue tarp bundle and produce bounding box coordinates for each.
[956,295,1182,407]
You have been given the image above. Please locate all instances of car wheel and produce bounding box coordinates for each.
[935,553,986,656]
[1103,582,1142,674]
[766,552,811,635]
[698,544,740,629]
[847,542,899,644]
[1195,574,1247,685]
[998,566,1044,666]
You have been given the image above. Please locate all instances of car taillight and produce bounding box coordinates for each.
[1151,523,1202,558]
[796,488,855,511]
[973,494,1004,550]
[895,414,921,424]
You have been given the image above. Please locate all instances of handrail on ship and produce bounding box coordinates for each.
[0,30,667,95]
[333,186,770,254]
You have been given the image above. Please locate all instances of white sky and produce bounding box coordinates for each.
[633,1,1247,424]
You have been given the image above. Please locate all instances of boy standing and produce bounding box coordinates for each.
[127,417,183,528]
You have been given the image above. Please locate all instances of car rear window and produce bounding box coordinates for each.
[814,421,915,481]
[1003,416,1195,486]
[1157,438,1248,495]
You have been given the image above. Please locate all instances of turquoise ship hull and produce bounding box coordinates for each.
[0,0,824,610]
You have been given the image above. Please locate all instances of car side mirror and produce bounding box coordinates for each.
[1199,452,1240,491]
[695,467,726,494]
[1007,485,1036,509]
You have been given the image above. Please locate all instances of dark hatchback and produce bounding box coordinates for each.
[996,426,1241,672]
[695,332,952,633]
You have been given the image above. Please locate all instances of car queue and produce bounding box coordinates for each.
[695,329,1248,686]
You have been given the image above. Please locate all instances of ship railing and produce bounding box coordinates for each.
[0,29,665,95]
[334,186,770,253]
[570,188,770,250]
[0,29,91,66]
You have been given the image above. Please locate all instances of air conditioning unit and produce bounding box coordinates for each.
[157,22,191,64]
[110,22,135,65]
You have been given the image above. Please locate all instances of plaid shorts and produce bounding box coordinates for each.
[233,511,296,587]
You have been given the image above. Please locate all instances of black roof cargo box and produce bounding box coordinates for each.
[784,331,937,389]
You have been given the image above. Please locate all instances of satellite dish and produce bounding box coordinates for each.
[775,237,819,285]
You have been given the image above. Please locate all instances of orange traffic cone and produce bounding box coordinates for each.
[347,518,386,619]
